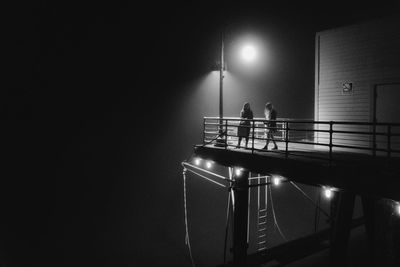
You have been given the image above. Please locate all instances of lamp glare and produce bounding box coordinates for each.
[206,161,212,169]
[241,44,257,63]
[235,168,242,176]
[273,176,281,186]
[324,188,333,199]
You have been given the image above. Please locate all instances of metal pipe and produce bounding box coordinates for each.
[182,162,231,181]
[219,31,224,134]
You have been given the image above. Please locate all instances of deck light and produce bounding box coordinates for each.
[235,168,242,176]
[272,176,282,186]
[206,161,213,169]
[323,187,333,199]
[396,202,400,216]
[194,157,201,166]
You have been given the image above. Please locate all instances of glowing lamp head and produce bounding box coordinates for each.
[194,157,201,166]
[235,168,242,176]
[323,187,333,199]
[206,161,213,169]
[272,176,281,186]
[396,202,400,216]
[240,44,257,63]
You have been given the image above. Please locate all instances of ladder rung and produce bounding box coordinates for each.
[258,221,266,225]
[257,247,267,251]
[259,209,267,212]
[258,234,266,238]
[258,241,266,245]
[259,215,267,219]
[258,228,266,231]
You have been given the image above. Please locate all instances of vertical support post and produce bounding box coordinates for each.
[372,84,377,157]
[361,196,376,265]
[362,197,400,266]
[203,118,206,145]
[329,121,333,162]
[232,170,249,267]
[214,32,227,148]
[372,121,377,157]
[247,173,251,244]
[329,191,355,266]
[252,120,255,154]
[225,119,228,148]
[285,121,289,158]
[219,31,224,135]
[388,124,391,158]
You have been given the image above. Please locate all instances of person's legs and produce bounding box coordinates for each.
[245,137,249,148]
[237,137,242,148]
[271,132,278,149]
[263,132,270,150]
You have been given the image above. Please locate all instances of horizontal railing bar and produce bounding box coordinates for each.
[202,117,400,159]
[204,117,400,126]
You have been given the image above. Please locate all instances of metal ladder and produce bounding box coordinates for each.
[257,174,269,253]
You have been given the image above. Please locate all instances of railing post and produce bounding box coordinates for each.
[203,118,206,145]
[252,120,255,154]
[388,124,391,158]
[285,121,289,158]
[329,121,333,162]
[225,119,228,149]
[372,121,377,157]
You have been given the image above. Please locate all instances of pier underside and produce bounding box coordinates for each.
[194,144,400,201]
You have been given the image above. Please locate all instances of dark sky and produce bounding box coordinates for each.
[4,1,400,266]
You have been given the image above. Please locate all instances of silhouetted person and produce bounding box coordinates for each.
[263,102,278,150]
[236,102,253,148]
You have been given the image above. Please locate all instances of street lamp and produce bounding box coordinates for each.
[240,44,257,63]
[214,31,260,147]
[214,32,226,147]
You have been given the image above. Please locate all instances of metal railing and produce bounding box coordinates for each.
[203,117,400,161]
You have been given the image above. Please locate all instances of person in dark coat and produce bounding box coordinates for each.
[236,102,253,148]
[263,102,278,150]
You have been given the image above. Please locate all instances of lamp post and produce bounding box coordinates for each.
[214,32,227,147]
[219,32,224,134]
[214,31,259,147]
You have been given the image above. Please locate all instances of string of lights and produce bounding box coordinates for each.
[187,156,400,217]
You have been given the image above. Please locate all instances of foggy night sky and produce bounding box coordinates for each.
[4,1,400,266]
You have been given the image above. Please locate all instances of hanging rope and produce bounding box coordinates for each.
[314,191,321,232]
[183,169,195,267]
[268,185,287,241]
[289,181,331,219]
[201,130,227,147]
[223,187,232,264]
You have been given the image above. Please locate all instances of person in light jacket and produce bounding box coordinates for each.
[263,102,278,150]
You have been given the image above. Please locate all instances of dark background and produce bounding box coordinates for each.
[4,1,400,266]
